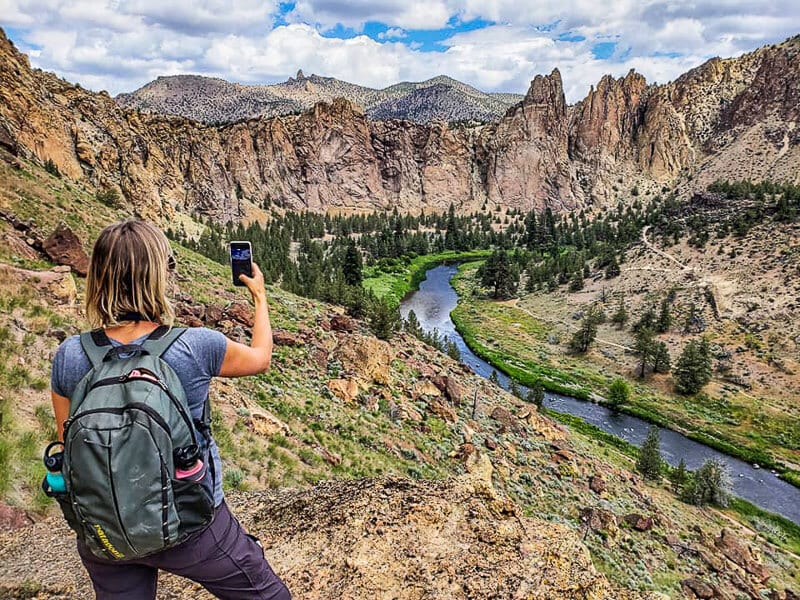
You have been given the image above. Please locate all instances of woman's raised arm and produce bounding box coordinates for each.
[219,262,272,377]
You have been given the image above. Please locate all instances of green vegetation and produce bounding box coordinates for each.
[673,338,712,395]
[636,426,663,480]
[607,378,631,407]
[681,459,731,507]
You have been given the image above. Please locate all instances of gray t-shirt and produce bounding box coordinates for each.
[51,327,227,506]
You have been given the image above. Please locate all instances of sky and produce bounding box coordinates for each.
[1,1,798,103]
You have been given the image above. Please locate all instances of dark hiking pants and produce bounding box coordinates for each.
[78,501,291,600]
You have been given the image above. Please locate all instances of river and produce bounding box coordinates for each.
[399,264,800,524]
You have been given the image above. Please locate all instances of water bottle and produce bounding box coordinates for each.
[43,441,66,495]
[174,444,206,482]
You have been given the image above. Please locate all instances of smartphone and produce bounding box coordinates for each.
[229,241,253,286]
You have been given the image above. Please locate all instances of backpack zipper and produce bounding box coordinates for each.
[86,373,197,446]
[64,403,171,435]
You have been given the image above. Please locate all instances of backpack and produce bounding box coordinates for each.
[53,326,215,560]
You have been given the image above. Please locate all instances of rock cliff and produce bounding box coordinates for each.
[1,28,798,223]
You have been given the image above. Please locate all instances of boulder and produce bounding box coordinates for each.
[580,507,619,541]
[714,528,770,582]
[589,475,607,494]
[428,398,458,423]
[327,378,361,403]
[414,379,442,398]
[330,314,356,332]
[490,406,520,434]
[681,578,718,599]
[204,304,224,325]
[622,513,653,532]
[484,437,498,451]
[42,222,89,276]
[273,330,303,347]
[334,334,394,385]
[225,303,254,327]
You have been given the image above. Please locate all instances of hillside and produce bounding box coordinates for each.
[1,152,799,598]
[116,72,524,125]
[1,28,799,221]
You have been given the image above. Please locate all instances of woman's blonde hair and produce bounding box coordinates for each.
[85,220,175,328]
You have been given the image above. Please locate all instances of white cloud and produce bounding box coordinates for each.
[378,27,407,40]
[287,0,452,30]
[1,0,798,102]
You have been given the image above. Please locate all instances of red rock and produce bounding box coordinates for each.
[182,316,204,328]
[225,303,254,327]
[428,398,457,423]
[622,513,653,532]
[330,314,356,332]
[273,329,303,346]
[310,347,328,369]
[0,502,33,532]
[204,304,223,325]
[42,222,89,276]
[681,578,717,599]
[714,528,771,583]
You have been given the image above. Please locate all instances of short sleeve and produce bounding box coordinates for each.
[187,328,228,378]
[50,335,89,398]
[50,343,67,397]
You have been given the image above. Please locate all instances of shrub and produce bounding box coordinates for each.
[681,459,731,507]
[95,187,121,208]
[607,378,630,407]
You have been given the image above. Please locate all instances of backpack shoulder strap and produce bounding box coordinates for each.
[142,326,187,359]
[79,329,113,369]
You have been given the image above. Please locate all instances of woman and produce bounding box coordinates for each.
[50,220,291,600]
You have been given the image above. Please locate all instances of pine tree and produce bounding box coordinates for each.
[611,295,629,327]
[656,298,672,333]
[670,458,689,494]
[367,296,400,340]
[342,239,363,287]
[674,338,712,394]
[445,338,462,362]
[652,342,671,373]
[634,327,656,378]
[404,309,421,336]
[569,305,603,353]
[489,370,500,385]
[509,380,522,399]
[636,426,663,480]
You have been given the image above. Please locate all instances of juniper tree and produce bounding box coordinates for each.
[636,426,663,480]
[569,305,604,354]
[674,338,712,394]
[526,383,545,409]
[652,341,671,374]
[656,298,672,333]
[611,295,629,327]
[681,459,731,507]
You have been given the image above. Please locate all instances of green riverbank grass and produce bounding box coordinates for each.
[449,261,800,488]
[362,250,492,307]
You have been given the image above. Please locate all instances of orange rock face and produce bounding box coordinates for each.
[1,28,799,222]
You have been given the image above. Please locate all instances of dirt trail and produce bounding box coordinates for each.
[641,226,692,272]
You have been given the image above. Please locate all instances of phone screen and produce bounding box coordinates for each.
[229,242,253,286]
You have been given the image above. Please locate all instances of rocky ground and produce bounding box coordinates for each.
[0,157,799,598]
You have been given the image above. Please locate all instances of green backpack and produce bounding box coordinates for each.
[54,326,215,560]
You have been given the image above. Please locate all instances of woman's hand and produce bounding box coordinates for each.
[239,262,266,300]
